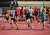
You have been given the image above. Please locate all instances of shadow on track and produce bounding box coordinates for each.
[0,28,43,31]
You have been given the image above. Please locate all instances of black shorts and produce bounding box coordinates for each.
[26,16,30,20]
[11,18,14,20]
[30,16,33,19]
[26,16,32,20]
[11,18,16,22]
[13,20,16,22]
[5,18,9,20]
[42,19,46,22]
[35,14,38,15]
[42,20,44,22]
[49,15,50,16]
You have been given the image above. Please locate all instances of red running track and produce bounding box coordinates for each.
[0,20,50,35]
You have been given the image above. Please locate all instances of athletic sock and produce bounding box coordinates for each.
[31,26,32,29]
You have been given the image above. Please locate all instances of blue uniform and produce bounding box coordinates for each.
[41,14,47,22]
[10,14,16,22]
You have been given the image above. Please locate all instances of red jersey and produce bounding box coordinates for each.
[24,9,27,14]
[18,9,20,15]
[15,9,20,15]
[6,10,9,14]
[34,9,38,14]
[33,9,35,14]
[20,9,24,15]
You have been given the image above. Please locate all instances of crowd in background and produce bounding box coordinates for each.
[0,6,50,21]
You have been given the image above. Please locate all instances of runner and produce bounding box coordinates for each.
[2,10,9,28]
[26,10,33,29]
[34,6,38,20]
[15,8,20,22]
[10,12,19,30]
[20,7,25,21]
[28,7,33,24]
[40,12,48,30]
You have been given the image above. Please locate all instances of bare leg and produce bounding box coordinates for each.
[11,20,13,28]
[4,19,6,28]
[27,19,32,29]
[14,21,19,30]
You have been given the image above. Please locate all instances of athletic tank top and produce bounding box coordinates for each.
[6,14,9,18]
[44,8,46,14]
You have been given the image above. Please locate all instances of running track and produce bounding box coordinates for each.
[0,20,50,35]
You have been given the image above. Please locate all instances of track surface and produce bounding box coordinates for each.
[0,20,50,35]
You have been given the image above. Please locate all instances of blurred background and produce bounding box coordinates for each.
[0,0,50,10]
[0,0,50,20]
